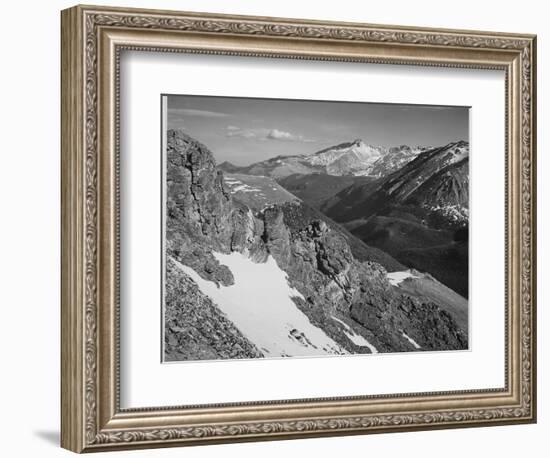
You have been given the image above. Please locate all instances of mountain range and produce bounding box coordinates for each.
[219,139,429,178]
[323,141,469,224]
[164,130,468,362]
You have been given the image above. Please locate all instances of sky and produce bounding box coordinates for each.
[166,94,469,166]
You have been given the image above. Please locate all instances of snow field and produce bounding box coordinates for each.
[174,252,346,357]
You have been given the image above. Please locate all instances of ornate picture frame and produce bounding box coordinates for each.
[61,4,536,453]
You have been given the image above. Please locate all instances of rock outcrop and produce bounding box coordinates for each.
[164,257,263,361]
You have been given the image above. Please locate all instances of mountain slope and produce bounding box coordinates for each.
[368,145,428,177]
[386,269,468,333]
[223,173,300,211]
[276,173,374,209]
[322,141,469,297]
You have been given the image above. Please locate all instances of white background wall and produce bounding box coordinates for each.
[0,0,546,456]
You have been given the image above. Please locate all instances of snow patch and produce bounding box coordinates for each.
[387,270,420,287]
[174,253,346,358]
[401,331,421,349]
[232,184,261,193]
[429,204,469,223]
[224,178,261,193]
[305,141,384,169]
[447,145,469,165]
[331,317,378,354]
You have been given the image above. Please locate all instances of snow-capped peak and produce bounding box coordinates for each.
[303,139,386,175]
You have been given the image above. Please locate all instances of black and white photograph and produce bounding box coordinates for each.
[163,94,470,362]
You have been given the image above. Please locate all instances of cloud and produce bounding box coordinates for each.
[225,126,315,143]
[266,129,293,140]
[266,129,311,142]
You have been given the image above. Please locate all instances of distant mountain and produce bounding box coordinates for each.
[368,145,429,178]
[165,130,467,361]
[301,139,384,175]
[322,141,470,297]
[219,140,429,179]
[218,155,323,179]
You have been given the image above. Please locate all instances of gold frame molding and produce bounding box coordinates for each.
[61,4,537,453]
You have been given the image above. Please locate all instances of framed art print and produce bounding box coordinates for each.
[61,4,536,453]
